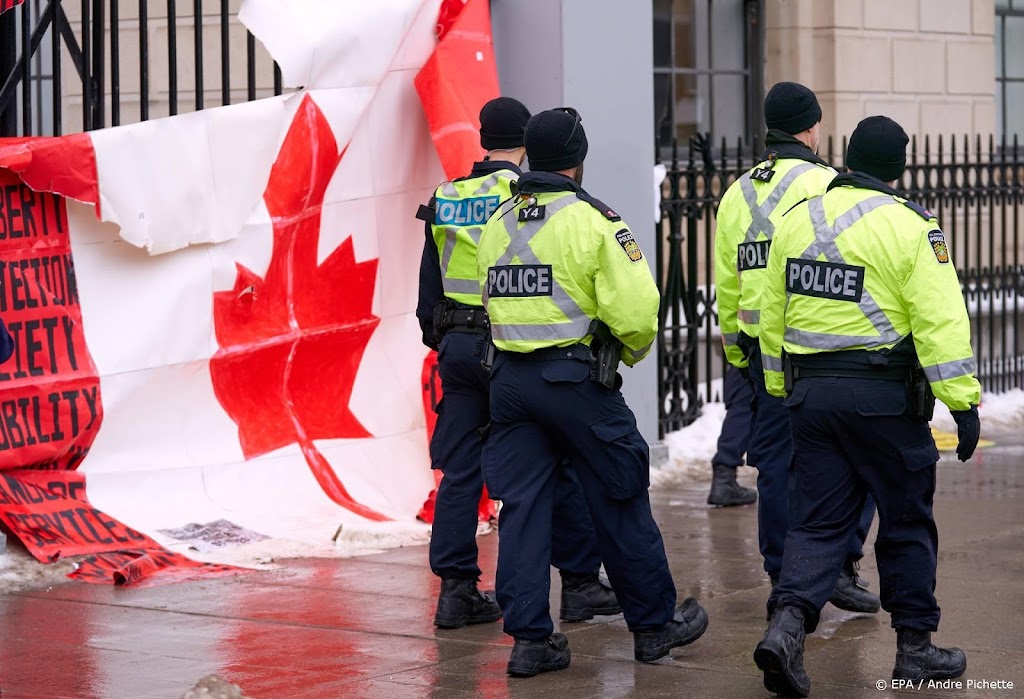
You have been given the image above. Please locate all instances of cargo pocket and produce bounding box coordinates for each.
[898,437,939,522]
[900,438,939,473]
[853,387,907,417]
[782,381,810,408]
[427,398,447,470]
[588,410,650,500]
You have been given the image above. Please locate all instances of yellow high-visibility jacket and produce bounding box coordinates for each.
[477,172,659,366]
[758,172,981,411]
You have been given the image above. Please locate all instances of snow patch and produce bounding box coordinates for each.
[0,544,77,593]
[657,389,1024,489]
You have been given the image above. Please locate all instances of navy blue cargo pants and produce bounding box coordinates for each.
[747,346,876,578]
[484,352,677,640]
[768,376,941,632]
[428,331,601,580]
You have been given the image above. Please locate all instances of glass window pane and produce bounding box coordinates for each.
[674,73,698,143]
[709,74,746,141]
[1007,82,1024,140]
[996,0,1010,10]
[674,0,696,69]
[996,17,1003,79]
[711,0,745,71]
[654,0,672,68]
[1006,16,1024,79]
[655,73,674,146]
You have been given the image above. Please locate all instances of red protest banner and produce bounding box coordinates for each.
[0,168,102,472]
[70,550,241,587]
[0,0,27,15]
[0,471,243,585]
[0,168,242,586]
[0,471,149,560]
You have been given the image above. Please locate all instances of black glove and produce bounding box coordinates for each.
[691,132,716,172]
[950,406,981,462]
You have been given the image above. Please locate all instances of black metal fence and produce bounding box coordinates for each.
[656,134,1024,438]
[0,0,285,137]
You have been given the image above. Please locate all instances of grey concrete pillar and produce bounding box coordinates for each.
[492,0,662,450]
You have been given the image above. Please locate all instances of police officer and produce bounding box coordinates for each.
[707,364,757,506]
[754,116,981,697]
[477,108,708,678]
[714,82,880,612]
[416,97,620,631]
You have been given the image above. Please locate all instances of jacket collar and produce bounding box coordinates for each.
[827,171,902,197]
[759,129,832,168]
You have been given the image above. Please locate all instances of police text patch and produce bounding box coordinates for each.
[786,259,865,302]
[751,167,775,182]
[928,230,949,264]
[487,265,553,297]
[519,205,546,222]
[737,240,771,271]
[615,229,643,262]
[434,196,500,226]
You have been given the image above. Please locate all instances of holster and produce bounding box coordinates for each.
[432,300,451,345]
[480,333,497,374]
[588,320,622,389]
[911,365,936,421]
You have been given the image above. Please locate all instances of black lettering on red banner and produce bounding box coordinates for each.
[0,169,101,472]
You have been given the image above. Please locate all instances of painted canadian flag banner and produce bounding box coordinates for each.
[0,0,501,583]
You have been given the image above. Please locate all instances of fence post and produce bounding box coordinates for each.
[0,9,17,136]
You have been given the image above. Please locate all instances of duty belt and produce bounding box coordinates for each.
[442,308,488,334]
[789,352,913,383]
[791,365,913,382]
[513,344,592,363]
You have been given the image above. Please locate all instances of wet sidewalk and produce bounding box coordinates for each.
[1,440,1022,698]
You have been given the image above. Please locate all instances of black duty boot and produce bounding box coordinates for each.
[507,633,571,677]
[754,606,811,698]
[707,464,758,507]
[829,559,881,614]
[633,597,709,662]
[559,572,622,622]
[892,629,967,682]
[433,578,502,629]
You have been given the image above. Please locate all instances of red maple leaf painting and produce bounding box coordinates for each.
[209,94,389,522]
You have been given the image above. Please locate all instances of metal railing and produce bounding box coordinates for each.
[0,0,285,137]
[656,134,1024,438]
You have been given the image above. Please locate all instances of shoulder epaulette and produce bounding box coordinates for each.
[415,196,436,223]
[576,192,622,221]
[901,199,936,221]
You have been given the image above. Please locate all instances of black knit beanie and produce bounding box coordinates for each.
[846,116,909,182]
[479,97,531,150]
[764,81,822,135]
[524,108,588,172]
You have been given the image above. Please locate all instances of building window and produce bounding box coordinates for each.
[653,0,764,149]
[996,0,1024,141]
